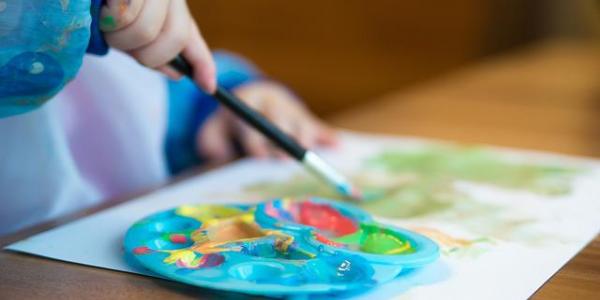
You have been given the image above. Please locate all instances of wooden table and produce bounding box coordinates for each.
[1,40,599,299]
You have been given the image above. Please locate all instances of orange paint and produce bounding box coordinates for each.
[206,219,265,243]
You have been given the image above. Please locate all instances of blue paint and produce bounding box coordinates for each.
[336,183,354,197]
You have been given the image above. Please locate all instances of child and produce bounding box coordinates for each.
[0,0,335,235]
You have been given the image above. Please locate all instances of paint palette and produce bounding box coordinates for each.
[124,198,439,297]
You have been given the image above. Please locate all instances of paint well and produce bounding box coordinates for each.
[297,202,358,237]
[332,223,414,255]
[204,219,265,244]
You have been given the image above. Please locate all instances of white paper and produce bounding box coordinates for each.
[7,131,600,299]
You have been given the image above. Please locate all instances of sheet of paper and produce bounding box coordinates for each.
[6,131,600,299]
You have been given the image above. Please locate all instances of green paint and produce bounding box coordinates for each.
[361,231,411,254]
[333,223,414,255]
[249,146,579,219]
[100,15,117,30]
[333,230,362,244]
[368,147,579,196]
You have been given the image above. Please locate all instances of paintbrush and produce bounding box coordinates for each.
[169,55,362,201]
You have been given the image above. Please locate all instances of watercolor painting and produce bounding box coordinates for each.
[123,198,439,296]
[243,145,581,256]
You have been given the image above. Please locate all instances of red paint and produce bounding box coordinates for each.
[298,202,358,236]
[314,233,345,248]
[169,233,187,244]
[133,246,152,255]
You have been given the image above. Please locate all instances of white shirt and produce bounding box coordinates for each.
[0,51,169,235]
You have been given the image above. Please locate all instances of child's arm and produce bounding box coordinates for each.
[199,80,337,162]
[166,51,337,174]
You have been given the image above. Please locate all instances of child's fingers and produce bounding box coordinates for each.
[229,85,270,158]
[266,129,294,160]
[100,0,144,32]
[196,110,236,163]
[316,123,339,147]
[237,125,270,159]
[272,150,291,160]
[264,107,298,159]
[182,23,216,93]
[129,0,190,68]
[296,122,318,149]
[104,0,169,51]
[157,65,183,80]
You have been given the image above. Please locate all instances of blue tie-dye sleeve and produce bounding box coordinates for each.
[0,0,92,118]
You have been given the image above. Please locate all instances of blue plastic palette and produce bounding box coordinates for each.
[124,198,439,297]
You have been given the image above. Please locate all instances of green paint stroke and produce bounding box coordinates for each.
[247,146,581,222]
[367,147,580,196]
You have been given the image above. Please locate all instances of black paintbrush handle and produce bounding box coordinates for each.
[170,55,194,77]
[169,55,306,160]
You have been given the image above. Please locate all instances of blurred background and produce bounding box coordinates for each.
[189,1,600,116]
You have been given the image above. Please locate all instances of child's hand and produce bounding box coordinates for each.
[100,0,216,92]
[196,81,338,163]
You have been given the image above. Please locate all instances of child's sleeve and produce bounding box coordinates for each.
[165,50,263,174]
[0,0,94,118]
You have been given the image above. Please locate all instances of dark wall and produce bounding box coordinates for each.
[189,1,582,115]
